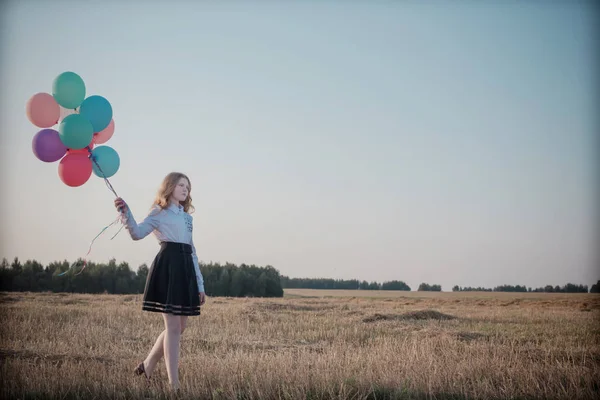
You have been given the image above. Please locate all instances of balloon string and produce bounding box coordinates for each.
[88,147,119,198]
[57,147,124,276]
[56,215,121,276]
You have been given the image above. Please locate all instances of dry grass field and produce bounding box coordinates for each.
[1,289,599,399]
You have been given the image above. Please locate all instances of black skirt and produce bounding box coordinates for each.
[142,242,201,316]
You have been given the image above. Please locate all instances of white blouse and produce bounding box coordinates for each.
[121,202,205,293]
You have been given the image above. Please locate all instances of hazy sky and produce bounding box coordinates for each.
[1,1,597,291]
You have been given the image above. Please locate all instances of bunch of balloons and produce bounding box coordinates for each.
[26,71,121,187]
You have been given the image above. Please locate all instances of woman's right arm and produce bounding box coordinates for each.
[115,198,161,240]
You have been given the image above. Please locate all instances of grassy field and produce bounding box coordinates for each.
[1,289,599,399]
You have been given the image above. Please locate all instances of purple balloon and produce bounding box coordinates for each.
[32,129,67,162]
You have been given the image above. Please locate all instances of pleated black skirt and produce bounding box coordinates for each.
[142,242,201,316]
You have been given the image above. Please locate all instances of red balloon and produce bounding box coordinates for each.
[58,153,92,187]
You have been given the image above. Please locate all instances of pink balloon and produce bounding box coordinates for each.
[26,93,60,128]
[58,153,92,187]
[93,119,114,144]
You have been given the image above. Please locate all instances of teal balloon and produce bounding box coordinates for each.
[52,72,86,109]
[91,146,120,178]
[79,95,113,132]
[58,114,94,150]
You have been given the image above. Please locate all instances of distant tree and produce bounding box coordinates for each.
[10,257,26,291]
[10,257,22,274]
[279,274,290,290]
[113,262,132,294]
[217,268,230,297]
[255,272,267,297]
[98,258,117,294]
[263,265,284,297]
[418,283,441,291]
[554,285,561,293]
[135,264,148,293]
[561,283,588,293]
[494,285,527,292]
[591,281,600,293]
[0,258,12,291]
[452,286,493,292]
[200,262,223,296]
[381,280,410,291]
[230,269,246,297]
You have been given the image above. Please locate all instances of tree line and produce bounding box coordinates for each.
[0,258,147,294]
[0,257,597,295]
[0,257,283,297]
[279,277,596,293]
[279,276,411,291]
[200,262,283,297]
[452,283,591,293]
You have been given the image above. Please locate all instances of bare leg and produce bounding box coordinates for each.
[143,330,166,377]
[180,316,188,335]
[163,313,183,390]
[142,316,188,378]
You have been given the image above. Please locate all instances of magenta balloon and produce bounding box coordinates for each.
[32,129,68,162]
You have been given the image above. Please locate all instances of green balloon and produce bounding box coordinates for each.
[59,114,94,150]
[52,72,86,109]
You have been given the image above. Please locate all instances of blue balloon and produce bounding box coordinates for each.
[91,146,120,178]
[53,72,86,109]
[79,95,113,133]
[59,114,94,150]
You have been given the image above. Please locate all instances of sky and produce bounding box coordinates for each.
[0,1,598,291]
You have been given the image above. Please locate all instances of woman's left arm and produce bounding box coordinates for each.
[190,238,205,294]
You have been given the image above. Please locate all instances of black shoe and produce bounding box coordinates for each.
[134,362,149,380]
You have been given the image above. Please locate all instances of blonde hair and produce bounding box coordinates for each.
[153,172,195,213]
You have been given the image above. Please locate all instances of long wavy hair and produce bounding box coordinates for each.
[153,172,195,213]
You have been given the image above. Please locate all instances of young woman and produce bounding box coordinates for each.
[114,172,206,391]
